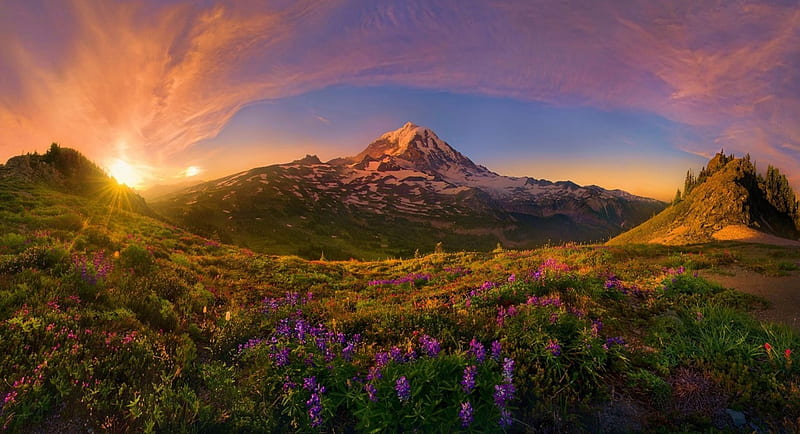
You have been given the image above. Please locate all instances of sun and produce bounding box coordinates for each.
[184,166,201,177]
[108,159,142,188]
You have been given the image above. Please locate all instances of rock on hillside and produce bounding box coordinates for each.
[608,152,800,245]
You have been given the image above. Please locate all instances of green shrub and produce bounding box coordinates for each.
[0,232,28,254]
[628,369,671,409]
[46,213,85,231]
[120,244,153,274]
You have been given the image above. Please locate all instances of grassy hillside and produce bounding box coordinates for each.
[1,171,799,432]
[609,153,800,246]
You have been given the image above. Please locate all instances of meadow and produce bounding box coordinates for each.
[1,179,799,432]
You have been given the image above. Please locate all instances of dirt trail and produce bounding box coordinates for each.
[701,267,800,332]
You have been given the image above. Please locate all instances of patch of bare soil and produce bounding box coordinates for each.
[713,225,800,247]
[702,267,800,331]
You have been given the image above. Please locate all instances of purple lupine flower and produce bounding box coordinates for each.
[272,347,290,366]
[499,408,513,427]
[496,307,507,327]
[542,295,562,307]
[395,376,411,402]
[490,340,502,361]
[549,312,559,324]
[294,319,309,342]
[375,352,390,367]
[342,343,355,361]
[546,339,561,356]
[419,335,440,357]
[459,402,474,427]
[603,336,626,350]
[390,346,404,363]
[570,308,586,318]
[303,377,318,391]
[469,338,486,363]
[306,391,324,427]
[493,382,516,407]
[303,376,326,427]
[605,275,621,290]
[591,319,603,337]
[334,332,346,345]
[282,378,296,392]
[315,337,327,352]
[507,273,516,283]
[237,338,264,354]
[276,318,292,337]
[461,365,477,394]
[262,297,280,312]
[366,366,382,381]
[285,291,300,306]
[501,357,514,383]
[480,281,496,291]
[324,347,336,363]
[365,382,378,402]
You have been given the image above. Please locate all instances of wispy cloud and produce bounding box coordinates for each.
[0,0,798,187]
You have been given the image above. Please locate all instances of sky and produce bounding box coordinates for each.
[1,0,799,201]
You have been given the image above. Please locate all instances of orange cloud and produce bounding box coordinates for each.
[0,1,798,190]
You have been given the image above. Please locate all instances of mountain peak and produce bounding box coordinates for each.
[351,122,489,180]
[290,154,323,165]
[372,122,433,157]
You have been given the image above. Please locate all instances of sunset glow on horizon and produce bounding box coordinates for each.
[108,159,143,189]
[2,1,799,201]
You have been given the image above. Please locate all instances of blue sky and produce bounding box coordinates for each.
[190,85,705,199]
[1,0,798,200]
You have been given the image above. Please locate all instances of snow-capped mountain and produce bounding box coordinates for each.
[153,123,665,259]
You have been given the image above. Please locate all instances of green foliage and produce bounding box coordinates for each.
[760,165,799,219]
[120,244,153,273]
[628,369,671,409]
[1,174,799,431]
[0,233,28,254]
[673,188,682,205]
[661,273,724,297]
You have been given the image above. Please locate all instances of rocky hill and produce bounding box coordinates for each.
[153,123,664,259]
[608,152,800,245]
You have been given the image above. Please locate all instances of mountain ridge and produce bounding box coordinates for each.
[153,123,664,259]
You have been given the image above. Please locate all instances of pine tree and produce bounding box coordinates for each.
[673,189,682,205]
[684,169,696,195]
[761,165,799,221]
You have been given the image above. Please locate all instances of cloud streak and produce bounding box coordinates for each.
[0,0,798,188]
